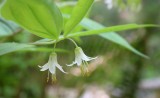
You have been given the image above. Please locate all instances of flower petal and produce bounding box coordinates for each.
[75,54,82,66]
[49,63,56,74]
[80,49,97,61]
[56,64,67,73]
[76,47,93,61]
[38,65,42,68]
[39,63,49,71]
[85,56,97,61]
[67,61,76,66]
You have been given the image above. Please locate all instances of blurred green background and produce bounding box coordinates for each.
[0,0,160,98]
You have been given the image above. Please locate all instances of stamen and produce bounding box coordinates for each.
[52,74,57,83]
[84,61,89,72]
[84,61,90,76]
[80,61,89,76]
[80,66,85,76]
[47,70,50,82]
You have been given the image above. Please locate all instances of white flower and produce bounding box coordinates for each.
[67,47,97,74]
[39,52,66,81]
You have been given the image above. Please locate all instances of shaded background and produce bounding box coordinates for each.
[0,0,160,98]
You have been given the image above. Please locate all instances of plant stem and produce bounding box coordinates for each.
[68,38,78,47]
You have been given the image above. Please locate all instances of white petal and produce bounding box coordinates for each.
[49,63,56,74]
[67,61,76,66]
[84,56,97,61]
[38,65,42,68]
[77,47,91,61]
[39,63,49,71]
[80,50,97,61]
[75,54,82,66]
[81,54,91,61]
[56,64,67,73]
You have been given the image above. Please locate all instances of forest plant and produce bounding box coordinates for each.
[0,0,159,81]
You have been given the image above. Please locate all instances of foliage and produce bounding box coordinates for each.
[0,0,160,98]
[0,0,158,57]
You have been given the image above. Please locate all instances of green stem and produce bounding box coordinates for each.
[30,35,65,45]
[68,38,78,47]
[53,41,57,52]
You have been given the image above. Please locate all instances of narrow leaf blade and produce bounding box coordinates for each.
[64,0,94,35]
[78,18,153,58]
[0,18,19,37]
[69,24,157,37]
[0,43,34,56]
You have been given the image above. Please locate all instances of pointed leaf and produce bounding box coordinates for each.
[0,18,19,37]
[1,0,63,39]
[69,24,157,37]
[0,43,34,56]
[64,0,94,35]
[78,18,154,58]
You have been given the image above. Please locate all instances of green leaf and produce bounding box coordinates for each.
[21,47,69,53]
[0,43,34,56]
[32,38,55,45]
[69,24,157,37]
[64,0,94,36]
[58,2,76,26]
[78,18,153,58]
[57,1,77,8]
[0,18,19,37]
[1,0,63,39]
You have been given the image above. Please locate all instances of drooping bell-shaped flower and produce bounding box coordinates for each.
[39,52,66,81]
[67,47,97,75]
